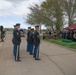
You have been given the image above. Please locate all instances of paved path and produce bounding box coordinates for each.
[0,34,76,75]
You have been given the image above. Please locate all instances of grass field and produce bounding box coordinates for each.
[44,38,76,50]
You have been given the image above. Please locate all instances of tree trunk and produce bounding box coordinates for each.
[39,25,41,33]
[68,16,73,26]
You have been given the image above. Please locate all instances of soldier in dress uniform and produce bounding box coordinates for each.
[12,25,16,56]
[33,26,40,60]
[29,28,34,55]
[26,27,31,52]
[12,23,21,61]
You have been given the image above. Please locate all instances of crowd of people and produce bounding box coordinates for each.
[43,30,57,39]
[61,29,76,42]
[12,23,40,62]
[0,26,6,42]
[43,29,76,42]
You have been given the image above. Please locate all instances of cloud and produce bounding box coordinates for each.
[5,0,28,3]
[0,21,16,28]
[0,0,44,17]
[0,0,45,28]
[0,20,34,29]
[0,0,14,17]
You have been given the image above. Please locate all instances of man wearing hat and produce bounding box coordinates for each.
[26,27,31,52]
[12,25,16,56]
[29,28,34,55]
[12,23,21,61]
[33,26,40,60]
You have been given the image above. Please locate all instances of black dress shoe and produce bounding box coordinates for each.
[35,58,41,60]
[17,59,21,62]
[37,58,41,60]
[29,53,33,55]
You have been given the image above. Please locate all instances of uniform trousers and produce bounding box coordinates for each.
[33,45,39,59]
[27,42,31,52]
[29,44,34,55]
[13,44,20,60]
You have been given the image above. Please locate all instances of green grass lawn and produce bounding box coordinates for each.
[70,45,76,49]
[44,38,76,50]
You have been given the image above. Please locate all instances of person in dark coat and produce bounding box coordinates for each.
[12,23,21,61]
[29,28,34,55]
[67,30,70,39]
[73,31,76,42]
[26,27,31,52]
[12,25,16,44]
[49,30,51,37]
[1,26,5,42]
[0,26,1,42]
[70,30,74,41]
[33,26,40,60]
[62,29,66,39]
[12,25,17,56]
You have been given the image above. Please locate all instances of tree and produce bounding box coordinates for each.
[62,0,76,26]
[41,0,64,33]
[26,4,45,33]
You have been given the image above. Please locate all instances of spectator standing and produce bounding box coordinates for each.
[33,26,40,60]
[70,30,74,41]
[49,30,51,37]
[73,31,76,42]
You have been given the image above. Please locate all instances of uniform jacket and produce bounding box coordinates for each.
[29,32,34,44]
[34,30,40,45]
[27,30,31,43]
[12,28,21,45]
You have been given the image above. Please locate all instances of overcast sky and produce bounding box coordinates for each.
[0,0,45,29]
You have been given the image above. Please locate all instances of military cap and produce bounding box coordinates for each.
[28,27,31,28]
[16,23,20,26]
[31,28,34,31]
[35,25,39,28]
